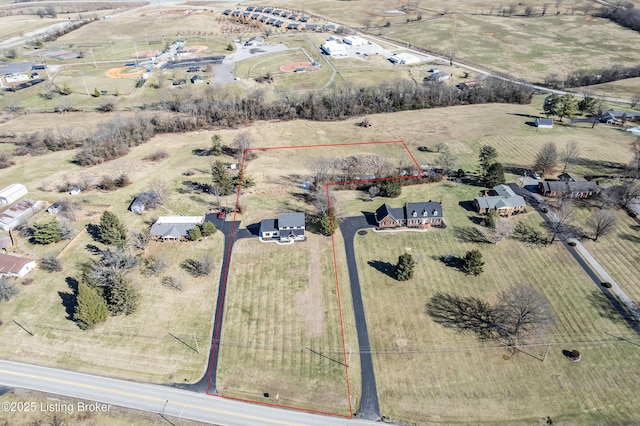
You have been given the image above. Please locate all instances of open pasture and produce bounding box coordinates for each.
[352,182,640,424]
[379,13,640,83]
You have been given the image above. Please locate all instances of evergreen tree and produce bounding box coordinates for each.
[32,219,62,244]
[485,162,506,187]
[379,178,402,198]
[461,250,485,276]
[211,160,234,195]
[200,221,217,236]
[74,281,108,330]
[211,134,223,156]
[395,253,415,281]
[98,211,128,245]
[319,208,337,236]
[188,225,202,241]
[106,277,140,316]
[578,95,597,115]
[478,145,498,178]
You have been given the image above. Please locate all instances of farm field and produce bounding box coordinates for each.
[351,182,640,424]
[378,14,640,83]
[577,77,640,99]
[216,234,359,415]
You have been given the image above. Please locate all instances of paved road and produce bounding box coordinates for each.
[509,183,640,335]
[0,360,375,426]
[339,216,380,421]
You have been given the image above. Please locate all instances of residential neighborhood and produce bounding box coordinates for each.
[0,1,639,426]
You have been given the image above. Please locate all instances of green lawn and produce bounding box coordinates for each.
[216,235,357,415]
[349,182,640,424]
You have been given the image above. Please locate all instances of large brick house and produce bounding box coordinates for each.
[375,201,444,230]
[538,174,599,198]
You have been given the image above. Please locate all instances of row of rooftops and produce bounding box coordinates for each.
[223,8,337,31]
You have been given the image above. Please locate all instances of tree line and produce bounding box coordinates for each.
[597,3,640,33]
[545,63,640,89]
[13,79,532,166]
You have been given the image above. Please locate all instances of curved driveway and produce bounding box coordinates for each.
[339,216,380,421]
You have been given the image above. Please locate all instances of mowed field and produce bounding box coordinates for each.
[379,14,640,83]
[351,182,640,424]
[216,234,359,415]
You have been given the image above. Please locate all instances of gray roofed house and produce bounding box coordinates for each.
[375,201,444,230]
[473,184,526,216]
[150,216,203,241]
[538,180,599,198]
[259,212,305,242]
[601,109,640,124]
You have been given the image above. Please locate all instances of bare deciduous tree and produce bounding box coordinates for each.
[547,198,574,244]
[631,93,640,109]
[560,141,580,173]
[435,147,458,175]
[586,209,617,241]
[306,157,335,185]
[534,142,558,177]
[493,217,515,243]
[494,283,554,348]
[231,132,254,163]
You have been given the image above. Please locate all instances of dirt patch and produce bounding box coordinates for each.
[279,62,317,73]
[181,45,209,53]
[106,66,145,79]
[133,49,161,58]
[295,234,325,338]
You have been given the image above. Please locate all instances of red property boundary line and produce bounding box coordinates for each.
[205,140,422,419]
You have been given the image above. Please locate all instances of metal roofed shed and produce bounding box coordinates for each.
[0,199,45,231]
[0,183,28,205]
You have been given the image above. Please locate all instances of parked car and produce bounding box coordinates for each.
[532,172,541,180]
[217,210,226,219]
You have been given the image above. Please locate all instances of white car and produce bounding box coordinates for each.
[532,172,541,180]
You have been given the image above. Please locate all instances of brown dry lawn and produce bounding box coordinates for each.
[352,182,640,424]
[216,234,357,415]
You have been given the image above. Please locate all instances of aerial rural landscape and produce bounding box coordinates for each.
[0,0,639,425]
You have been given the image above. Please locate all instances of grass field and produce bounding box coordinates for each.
[571,200,640,304]
[0,129,234,383]
[351,182,640,424]
[577,77,640,99]
[378,14,640,83]
[216,234,359,415]
[0,388,207,426]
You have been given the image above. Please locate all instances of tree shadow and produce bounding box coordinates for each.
[562,349,573,358]
[587,289,626,325]
[434,254,462,269]
[58,277,78,321]
[468,215,487,226]
[367,260,396,279]
[453,226,489,244]
[620,233,640,244]
[426,292,495,339]
[85,244,102,255]
[86,223,100,242]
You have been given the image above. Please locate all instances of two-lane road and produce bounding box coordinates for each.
[0,360,376,426]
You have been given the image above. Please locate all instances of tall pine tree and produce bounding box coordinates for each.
[74,281,108,330]
[32,219,62,244]
[395,253,415,281]
[106,277,140,316]
[98,210,127,245]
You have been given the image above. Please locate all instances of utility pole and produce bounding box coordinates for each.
[194,332,200,353]
[89,48,97,68]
